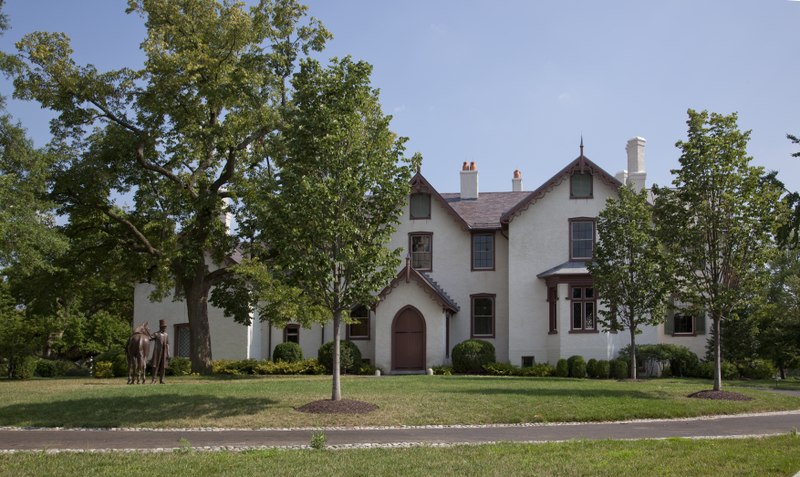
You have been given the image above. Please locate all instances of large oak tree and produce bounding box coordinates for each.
[11,0,330,373]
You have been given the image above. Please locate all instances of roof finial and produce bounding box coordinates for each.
[580,135,584,157]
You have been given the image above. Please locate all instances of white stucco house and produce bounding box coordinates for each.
[134,137,709,372]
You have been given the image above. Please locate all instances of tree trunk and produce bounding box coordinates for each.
[629,327,637,380]
[184,272,213,375]
[331,310,342,401]
[713,316,722,391]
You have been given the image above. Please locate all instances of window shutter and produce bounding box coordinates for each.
[664,310,674,335]
[694,315,706,335]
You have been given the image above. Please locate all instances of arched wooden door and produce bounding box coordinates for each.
[392,306,426,371]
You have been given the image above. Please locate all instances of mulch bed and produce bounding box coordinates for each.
[296,399,379,414]
[687,390,753,401]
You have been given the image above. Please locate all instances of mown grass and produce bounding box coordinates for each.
[1,435,799,477]
[0,375,798,429]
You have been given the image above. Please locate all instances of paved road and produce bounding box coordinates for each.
[1,411,799,452]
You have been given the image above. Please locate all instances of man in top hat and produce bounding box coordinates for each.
[151,319,170,384]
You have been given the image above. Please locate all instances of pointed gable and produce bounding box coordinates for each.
[378,263,460,313]
[500,153,623,224]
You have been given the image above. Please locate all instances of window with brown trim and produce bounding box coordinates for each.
[347,306,370,340]
[174,323,190,358]
[570,219,595,260]
[283,324,300,343]
[471,232,494,270]
[570,172,593,198]
[471,294,495,338]
[410,232,432,270]
[521,356,535,368]
[410,193,431,219]
[548,286,558,334]
[570,286,597,332]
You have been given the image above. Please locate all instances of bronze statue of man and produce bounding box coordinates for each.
[150,319,170,384]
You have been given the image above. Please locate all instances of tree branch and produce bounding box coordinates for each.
[101,206,163,258]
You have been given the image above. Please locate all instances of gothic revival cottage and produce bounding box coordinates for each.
[134,137,708,371]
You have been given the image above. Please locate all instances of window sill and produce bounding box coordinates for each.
[548,330,558,335]
[347,336,370,341]
[471,335,495,339]
[568,329,599,334]
[471,267,495,272]
[569,196,593,199]
[671,332,697,337]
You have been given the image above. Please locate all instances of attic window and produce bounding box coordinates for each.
[570,172,592,198]
[410,193,431,219]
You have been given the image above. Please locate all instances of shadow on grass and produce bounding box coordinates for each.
[0,393,277,428]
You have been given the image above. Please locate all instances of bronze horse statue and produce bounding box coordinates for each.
[126,322,154,384]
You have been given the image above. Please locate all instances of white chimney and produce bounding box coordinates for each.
[615,170,628,185]
[512,170,523,192]
[625,137,646,192]
[460,161,479,200]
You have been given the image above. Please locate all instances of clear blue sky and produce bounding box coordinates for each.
[1,0,799,194]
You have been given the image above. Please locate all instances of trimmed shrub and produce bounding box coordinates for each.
[618,344,701,378]
[722,361,740,380]
[586,359,598,378]
[167,356,192,376]
[451,339,496,374]
[94,361,114,379]
[610,359,629,379]
[555,359,569,377]
[568,355,586,378]
[357,363,381,376]
[11,356,38,380]
[317,341,362,374]
[272,342,303,363]
[595,360,610,379]
[212,359,260,375]
[521,363,555,377]
[35,359,76,378]
[738,359,777,380]
[254,359,326,375]
[432,366,453,376]
[697,361,739,380]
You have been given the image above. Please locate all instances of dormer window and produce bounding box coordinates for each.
[570,172,592,198]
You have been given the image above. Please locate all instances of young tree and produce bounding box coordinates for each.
[653,110,786,391]
[11,0,330,373]
[588,185,672,380]
[262,57,419,401]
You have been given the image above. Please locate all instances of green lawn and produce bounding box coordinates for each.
[0,375,798,429]
[1,435,798,477]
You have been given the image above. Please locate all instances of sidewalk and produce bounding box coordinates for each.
[2,411,799,452]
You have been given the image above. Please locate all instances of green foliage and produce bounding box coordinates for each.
[166,357,192,377]
[567,355,587,378]
[357,363,381,376]
[653,110,787,390]
[317,341,362,375]
[9,355,37,379]
[258,54,420,399]
[432,366,453,376]
[738,359,777,380]
[212,359,325,376]
[586,359,598,378]
[609,359,629,379]
[483,362,517,376]
[594,360,611,379]
[309,431,327,450]
[555,359,569,377]
[93,361,114,379]
[451,340,496,374]
[96,348,128,377]
[619,344,701,378]
[589,185,673,379]
[35,359,75,377]
[272,342,303,363]
[11,0,331,375]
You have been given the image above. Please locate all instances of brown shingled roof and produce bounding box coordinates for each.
[440,192,532,229]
